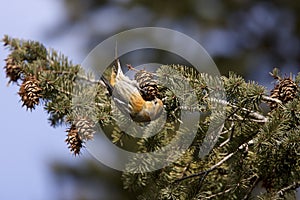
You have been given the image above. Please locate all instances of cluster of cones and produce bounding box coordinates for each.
[4,55,97,156]
[65,117,95,156]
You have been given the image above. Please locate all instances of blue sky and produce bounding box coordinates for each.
[0,1,90,199]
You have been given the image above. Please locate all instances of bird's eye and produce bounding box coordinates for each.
[154,100,157,104]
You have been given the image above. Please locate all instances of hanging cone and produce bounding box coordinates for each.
[134,69,159,101]
[74,117,95,141]
[4,56,22,83]
[18,76,42,110]
[270,77,298,110]
[65,125,83,156]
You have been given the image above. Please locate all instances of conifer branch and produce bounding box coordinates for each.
[276,181,300,198]
[241,176,260,200]
[219,122,235,147]
[199,187,235,199]
[262,95,283,105]
[176,139,254,182]
[3,36,300,199]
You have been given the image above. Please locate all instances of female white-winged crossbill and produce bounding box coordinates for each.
[101,60,163,122]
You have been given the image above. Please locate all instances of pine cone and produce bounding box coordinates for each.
[74,117,95,141]
[4,56,22,83]
[65,125,83,156]
[135,70,159,101]
[270,77,298,110]
[18,76,42,110]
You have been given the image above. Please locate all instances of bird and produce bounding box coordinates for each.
[101,60,163,122]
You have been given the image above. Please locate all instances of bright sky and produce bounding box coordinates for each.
[0,1,89,199]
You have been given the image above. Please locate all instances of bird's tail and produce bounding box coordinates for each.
[101,59,122,96]
[115,59,122,77]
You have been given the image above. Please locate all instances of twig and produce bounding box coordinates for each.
[262,95,284,108]
[127,64,139,72]
[42,69,105,85]
[276,181,300,198]
[76,74,104,85]
[199,187,235,199]
[179,98,268,124]
[262,95,282,104]
[242,176,260,200]
[233,113,268,123]
[54,88,107,108]
[176,139,254,182]
[55,87,73,96]
[231,105,268,123]
[209,98,268,123]
[219,122,235,147]
[127,64,158,77]
[176,151,235,182]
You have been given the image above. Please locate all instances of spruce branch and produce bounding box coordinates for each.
[241,175,260,200]
[262,95,283,106]
[3,36,300,199]
[276,181,300,198]
[176,139,255,183]
[219,122,235,147]
[199,186,236,199]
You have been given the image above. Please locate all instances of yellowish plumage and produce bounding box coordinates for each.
[102,60,163,122]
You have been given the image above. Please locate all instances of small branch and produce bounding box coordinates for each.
[179,99,269,124]
[242,176,260,200]
[176,139,254,182]
[176,151,235,182]
[43,69,104,85]
[231,105,268,123]
[127,64,139,72]
[55,87,73,97]
[127,64,158,77]
[262,95,282,105]
[220,121,234,135]
[219,122,235,147]
[76,74,104,85]
[199,186,235,199]
[262,95,284,108]
[55,88,108,108]
[200,168,258,199]
[209,98,268,123]
[233,113,268,123]
[276,181,300,198]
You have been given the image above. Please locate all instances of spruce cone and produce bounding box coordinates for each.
[269,77,298,110]
[135,70,159,101]
[74,117,95,141]
[4,56,22,83]
[18,76,42,110]
[65,125,83,156]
